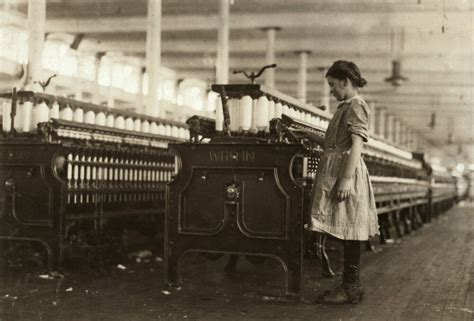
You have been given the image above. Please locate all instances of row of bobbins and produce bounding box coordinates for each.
[65,152,175,205]
[214,95,330,133]
[1,99,190,140]
[365,139,418,168]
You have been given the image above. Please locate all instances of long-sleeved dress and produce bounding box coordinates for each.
[309,95,379,241]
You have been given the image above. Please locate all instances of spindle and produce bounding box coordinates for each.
[215,96,224,131]
[239,95,253,131]
[61,105,73,121]
[114,116,125,129]
[50,102,60,119]
[85,110,96,124]
[142,120,150,133]
[96,112,106,126]
[134,119,142,132]
[22,101,33,132]
[73,107,84,123]
[2,101,11,132]
[256,96,269,132]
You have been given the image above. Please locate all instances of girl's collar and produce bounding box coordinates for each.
[337,95,360,108]
[342,95,360,103]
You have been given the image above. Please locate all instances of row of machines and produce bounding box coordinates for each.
[0,82,464,298]
[165,82,462,299]
[0,89,188,271]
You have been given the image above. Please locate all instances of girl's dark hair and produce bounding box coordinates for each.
[325,60,367,88]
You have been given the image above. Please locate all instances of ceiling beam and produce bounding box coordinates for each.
[159,55,472,75]
[0,9,26,28]
[177,68,474,87]
[276,81,473,95]
[267,88,469,100]
[46,11,473,34]
[300,101,472,112]
[211,75,470,93]
[79,36,472,59]
[300,95,471,107]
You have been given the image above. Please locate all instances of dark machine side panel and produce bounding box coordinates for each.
[166,143,304,298]
[0,143,63,228]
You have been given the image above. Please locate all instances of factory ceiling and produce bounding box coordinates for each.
[7,0,474,162]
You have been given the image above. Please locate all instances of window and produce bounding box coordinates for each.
[121,64,139,94]
[0,26,28,64]
[77,54,96,81]
[178,78,207,110]
[98,57,111,87]
[42,41,60,71]
[42,41,78,77]
[143,72,177,102]
[161,79,176,103]
[207,91,218,112]
[58,49,78,77]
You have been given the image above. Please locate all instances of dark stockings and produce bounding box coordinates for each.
[343,240,361,285]
[316,240,364,303]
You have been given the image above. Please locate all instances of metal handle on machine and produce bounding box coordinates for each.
[216,86,231,136]
[225,183,240,229]
[233,64,277,84]
[8,87,18,137]
[2,177,17,219]
[225,183,239,201]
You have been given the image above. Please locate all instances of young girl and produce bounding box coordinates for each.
[294,60,379,304]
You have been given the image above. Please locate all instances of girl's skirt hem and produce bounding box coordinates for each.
[310,217,379,241]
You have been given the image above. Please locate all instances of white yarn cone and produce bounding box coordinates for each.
[215,96,224,131]
[125,117,134,130]
[150,122,158,134]
[84,110,96,124]
[229,99,240,132]
[114,116,125,129]
[2,100,11,132]
[106,114,115,127]
[60,105,73,121]
[239,95,253,131]
[50,101,60,119]
[274,102,283,118]
[22,101,33,132]
[13,102,24,132]
[96,112,106,126]
[250,99,258,133]
[256,96,269,132]
[268,100,275,122]
[33,101,50,128]
[134,119,141,131]
[73,107,83,123]
[141,120,150,133]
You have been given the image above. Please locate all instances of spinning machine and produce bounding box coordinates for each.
[165,76,460,298]
[166,79,331,299]
[0,89,188,271]
[0,78,461,295]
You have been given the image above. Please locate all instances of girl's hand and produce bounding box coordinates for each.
[336,177,352,201]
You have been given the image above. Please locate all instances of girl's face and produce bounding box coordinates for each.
[326,76,347,101]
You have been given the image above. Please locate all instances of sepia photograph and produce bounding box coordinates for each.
[0,0,473,320]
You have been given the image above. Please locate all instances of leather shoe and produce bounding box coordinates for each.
[316,283,364,304]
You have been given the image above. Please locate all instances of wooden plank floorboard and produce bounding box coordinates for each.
[1,204,472,321]
[248,203,474,321]
[346,203,474,321]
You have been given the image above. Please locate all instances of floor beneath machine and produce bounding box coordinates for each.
[1,203,473,321]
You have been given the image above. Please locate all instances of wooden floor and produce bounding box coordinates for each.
[1,203,473,321]
[306,202,474,321]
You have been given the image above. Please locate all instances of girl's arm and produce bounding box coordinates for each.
[336,134,363,201]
